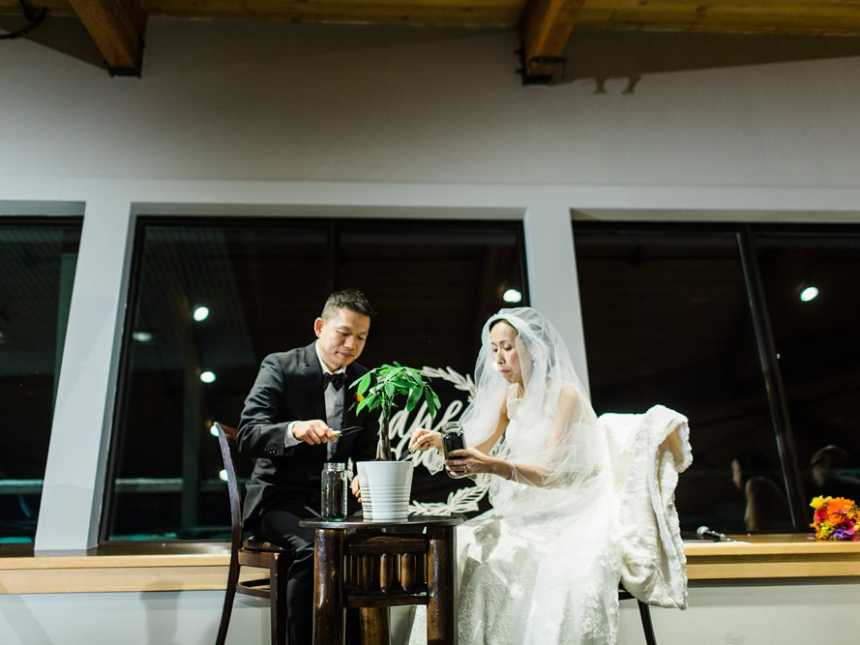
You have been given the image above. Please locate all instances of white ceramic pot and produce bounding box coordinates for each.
[357,461,413,521]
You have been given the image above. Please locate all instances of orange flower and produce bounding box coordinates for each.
[827,498,852,513]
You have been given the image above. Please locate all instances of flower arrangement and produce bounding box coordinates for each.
[810,496,860,541]
[351,363,441,461]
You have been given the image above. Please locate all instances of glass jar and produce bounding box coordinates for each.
[442,421,470,479]
[442,421,466,456]
[321,462,348,521]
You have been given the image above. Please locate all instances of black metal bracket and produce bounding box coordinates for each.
[0,0,47,40]
[515,46,566,86]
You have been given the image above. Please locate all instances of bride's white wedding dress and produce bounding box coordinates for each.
[405,308,692,645]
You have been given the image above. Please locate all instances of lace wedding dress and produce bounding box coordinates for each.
[404,308,692,645]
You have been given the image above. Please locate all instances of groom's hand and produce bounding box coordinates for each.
[291,420,337,445]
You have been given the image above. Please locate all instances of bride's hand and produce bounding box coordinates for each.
[409,428,443,453]
[445,447,500,476]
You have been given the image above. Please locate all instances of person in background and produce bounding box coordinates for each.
[731,452,793,532]
[809,444,860,503]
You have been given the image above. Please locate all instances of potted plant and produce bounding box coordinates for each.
[351,363,441,520]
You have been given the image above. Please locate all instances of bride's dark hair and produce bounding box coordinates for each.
[489,314,562,373]
[489,317,516,333]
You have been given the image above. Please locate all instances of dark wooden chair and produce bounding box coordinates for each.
[619,586,658,645]
[213,422,293,645]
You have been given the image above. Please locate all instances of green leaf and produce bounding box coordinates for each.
[428,388,441,417]
[406,386,421,412]
[356,397,369,414]
[357,373,371,396]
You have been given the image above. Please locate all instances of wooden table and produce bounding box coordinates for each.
[299,515,462,645]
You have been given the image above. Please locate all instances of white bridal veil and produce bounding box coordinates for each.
[458,307,608,515]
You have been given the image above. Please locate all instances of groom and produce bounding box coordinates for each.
[237,288,378,643]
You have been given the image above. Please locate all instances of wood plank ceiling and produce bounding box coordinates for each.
[2,0,860,81]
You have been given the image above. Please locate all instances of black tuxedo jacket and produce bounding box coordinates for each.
[237,342,377,528]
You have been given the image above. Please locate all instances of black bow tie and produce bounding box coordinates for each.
[323,372,346,391]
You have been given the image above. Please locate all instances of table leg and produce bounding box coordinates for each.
[313,528,345,645]
[427,525,457,645]
[360,607,390,645]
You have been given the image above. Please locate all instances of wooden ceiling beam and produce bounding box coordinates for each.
[520,0,584,83]
[68,0,144,74]
[574,0,860,37]
[143,0,522,29]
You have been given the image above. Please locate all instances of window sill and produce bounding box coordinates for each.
[685,532,860,581]
[1,534,858,594]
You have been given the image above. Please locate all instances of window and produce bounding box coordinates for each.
[574,224,793,534]
[0,219,81,543]
[756,229,860,515]
[103,217,527,541]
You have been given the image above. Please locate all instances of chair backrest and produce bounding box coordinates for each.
[213,422,243,557]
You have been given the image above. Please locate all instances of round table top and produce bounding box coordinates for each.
[299,514,464,530]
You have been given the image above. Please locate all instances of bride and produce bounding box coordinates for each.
[406,307,692,645]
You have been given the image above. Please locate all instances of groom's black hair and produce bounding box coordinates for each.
[322,288,376,320]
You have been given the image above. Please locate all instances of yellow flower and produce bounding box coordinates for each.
[356,393,364,403]
[810,496,827,510]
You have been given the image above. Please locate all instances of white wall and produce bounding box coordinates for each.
[0,590,268,645]
[1,18,859,188]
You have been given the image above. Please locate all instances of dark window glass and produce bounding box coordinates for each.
[0,220,81,543]
[574,225,792,534]
[104,218,527,541]
[756,230,860,513]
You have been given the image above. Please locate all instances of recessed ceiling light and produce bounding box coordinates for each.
[132,331,153,343]
[200,370,216,384]
[800,286,819,303]
[219,469,228,482]
[502,288,522,304]
[193,305,210,322]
